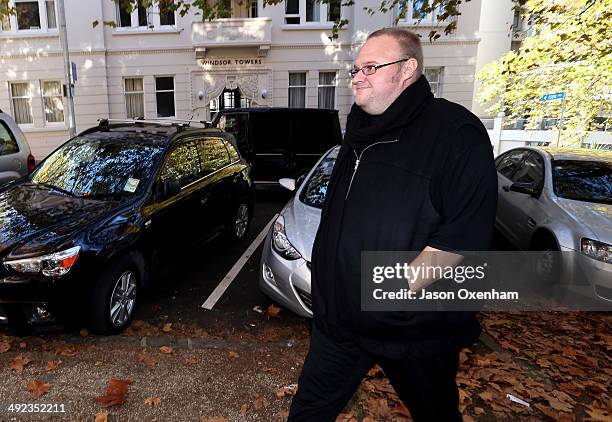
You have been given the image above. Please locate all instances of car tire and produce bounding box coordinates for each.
[88,255,139,335]
[227,201,251,242]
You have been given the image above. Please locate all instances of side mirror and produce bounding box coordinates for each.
[279,178,296,192]
[157,178,181,202]
[509,182,538,197]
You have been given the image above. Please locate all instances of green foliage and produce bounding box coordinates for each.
[477,0,612,145]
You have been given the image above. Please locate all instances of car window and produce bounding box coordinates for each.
[0,121,20,156]
[552,160,612,205]
[296,112,337,146]
[223,139,240,162]
[251,113,290,152]
[513,152,545,190]
[30,135,164,197]
[299,148,339,209]
[218,114,247,149]
[496,149,530,180]
[198,138,230,175]
[160,141,201,188]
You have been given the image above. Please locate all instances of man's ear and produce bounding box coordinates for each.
[402,58,419,84]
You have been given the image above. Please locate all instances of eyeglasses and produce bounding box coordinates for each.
[349,58,410,79]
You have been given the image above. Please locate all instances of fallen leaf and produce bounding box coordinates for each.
[94,410,109,422]
[10,354,32,374]
[200,418,228,422]
[19,342,27,349]
[44,360,61,372]
[253,394,269,410]
[478,391,494,402]
[183,356,198,365]
[138,350,158,366]
[240,403,248,414]
[95,378,133,407]
[584,405,611,421]
[0,341,11,353]
[27,380,50,398]
[228,351,240,359]
[162,323,173,333]
[144,397,161,406]
[275,384,298,397]
[80,329,89,337]
[264,304,282,319]
[55,345,77,357]
[159,346,173,355]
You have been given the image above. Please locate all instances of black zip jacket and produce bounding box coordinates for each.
[311,76,498,357]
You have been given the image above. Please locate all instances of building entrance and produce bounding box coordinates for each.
[210,88,251,119]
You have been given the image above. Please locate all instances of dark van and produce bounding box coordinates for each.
[213,108,342,183]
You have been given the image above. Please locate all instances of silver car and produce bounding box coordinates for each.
[259,146,339,317]
[0,109,34,185]
[495,147,611,302]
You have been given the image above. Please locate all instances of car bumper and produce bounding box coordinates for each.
[573,253,612,302]
[258,230,312,318]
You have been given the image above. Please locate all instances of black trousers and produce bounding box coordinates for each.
[288,325,462,422]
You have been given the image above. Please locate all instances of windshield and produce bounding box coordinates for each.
[552,159,612,205]
[29,136,164,199]
[299,148,339,209]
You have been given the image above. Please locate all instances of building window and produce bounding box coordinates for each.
[250,0,258,18]
[155,76,175,118]
[41,81,64,123]
[16,1,41,30]
[424,67,443,97]
[10,82,33,125]
[116,0,152,28]
[125,78,145,119]
[1,0,56,32]
[159,0,176,25]
[45,0,56,28]
[318,72,336,109]
[285,0,341,24]
[288,72,306,108]
[398,0,450,25]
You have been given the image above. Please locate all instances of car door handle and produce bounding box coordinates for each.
[502,185,511,192]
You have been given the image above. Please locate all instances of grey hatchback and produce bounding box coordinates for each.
[0,109,35,185]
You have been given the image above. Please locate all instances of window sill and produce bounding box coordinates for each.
[397,20,450,28]
[281,23,339,30]
[112,27,181,36]
[21,125,68,133]
[0,30,59,39]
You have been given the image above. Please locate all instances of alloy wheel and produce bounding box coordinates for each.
[109,270,137,327]
[234,204,249,239]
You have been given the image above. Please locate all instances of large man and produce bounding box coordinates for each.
[288,28,498,421]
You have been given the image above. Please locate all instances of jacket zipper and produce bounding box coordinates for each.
[345,139,398,200]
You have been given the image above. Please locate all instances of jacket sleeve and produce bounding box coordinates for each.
[428,125,498,252]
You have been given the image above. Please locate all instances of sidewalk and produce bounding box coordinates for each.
[0,312,610,421]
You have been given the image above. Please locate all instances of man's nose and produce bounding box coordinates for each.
[352,70,367,85]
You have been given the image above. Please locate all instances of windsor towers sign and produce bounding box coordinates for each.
[199,58,264,67]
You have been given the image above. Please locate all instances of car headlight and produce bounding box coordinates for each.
[4,246,81,277]
[272,215,302,260]
[581,238,611,264]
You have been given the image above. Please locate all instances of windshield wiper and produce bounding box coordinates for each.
[27,182,75,197]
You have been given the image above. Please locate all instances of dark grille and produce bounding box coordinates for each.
[295,286,312,310]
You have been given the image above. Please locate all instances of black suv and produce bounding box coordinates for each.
[0,120,254,334]
[213,108,342,183]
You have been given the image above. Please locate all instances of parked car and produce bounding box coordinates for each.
[213,108,342,183]
[0,120,255,334]
[0,109,35,185]
[495,147,611,301]
[259,146,339,317]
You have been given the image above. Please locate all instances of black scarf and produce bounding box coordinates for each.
[343,75,433,150]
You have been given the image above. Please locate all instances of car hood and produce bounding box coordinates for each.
[556,198,612,243]
[282,196,322,263]
[0,185,118,258]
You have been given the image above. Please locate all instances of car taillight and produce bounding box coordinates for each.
[27,154,35,173]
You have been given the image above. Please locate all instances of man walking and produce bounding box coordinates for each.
[288,28,498,421]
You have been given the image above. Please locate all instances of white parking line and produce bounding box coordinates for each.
[201,214,278,310]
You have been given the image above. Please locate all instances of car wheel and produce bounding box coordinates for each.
[531,240,561,286]
[228,202,250,242]
[88,256,139,335]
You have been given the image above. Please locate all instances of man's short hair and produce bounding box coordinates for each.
[367,28,423,77]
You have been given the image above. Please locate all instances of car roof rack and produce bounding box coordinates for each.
[97,118,213,131]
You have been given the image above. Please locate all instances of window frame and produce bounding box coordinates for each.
[154,75,176,119]
[9,81,34,126]
[288,72,307,108]
[115,0,177,31]
[124,77,146,119]
[424,67,443,97]
[317,71,337,109]
[40,79,65,125]
[1,0,58,34]
[397,0,451,26]
[284,0,342,25]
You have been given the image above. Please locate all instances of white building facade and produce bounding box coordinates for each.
[0,0,518,159]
